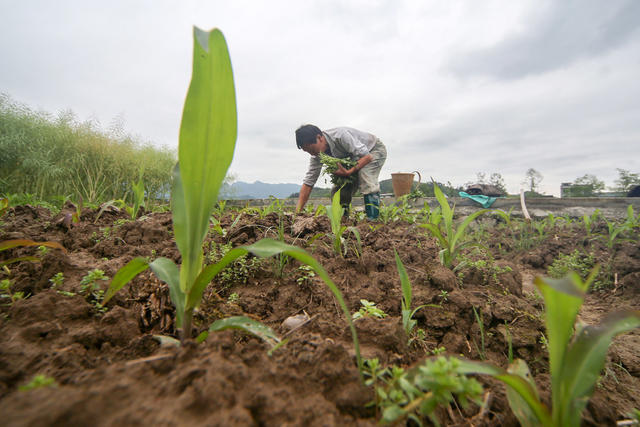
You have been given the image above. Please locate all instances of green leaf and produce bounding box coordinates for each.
[207,315,279,347]
[450,209,487,249]
[172,27,237,295]
[456,358,551,425]
[149,257,184,327]
[0,239,66,253]
[395,250,412,311]
[103,257,149,304]
[558,310,640,427]
[506,359,544,427]
[187,246,249,310]
[534,274,585,414]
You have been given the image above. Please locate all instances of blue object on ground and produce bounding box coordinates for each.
[458,191,497,208]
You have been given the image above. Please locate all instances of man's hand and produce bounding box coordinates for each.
[334,163,352,177]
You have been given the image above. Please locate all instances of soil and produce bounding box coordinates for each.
[1,204,639,426]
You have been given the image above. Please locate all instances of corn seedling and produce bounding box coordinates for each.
[625,205,639,229]
[395,250,439,343]
[458,270,640,427]
[128,168,146,219]
[319,152,357,188]
[102,29,363,380]
[326,189,361,256]
[601,218,629,249]
[420,182,487,268]
[352,299,387,320]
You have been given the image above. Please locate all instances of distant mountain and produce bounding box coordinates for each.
[221,181,301,199]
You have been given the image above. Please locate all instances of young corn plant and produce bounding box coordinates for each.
[458,270,640,427]
[326,189,361,257]
[101,27,364,379]
[394,250,439,343]
[419,182,487,269]
[128,168,145,219]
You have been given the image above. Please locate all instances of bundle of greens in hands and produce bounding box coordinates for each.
[319,152,358,188]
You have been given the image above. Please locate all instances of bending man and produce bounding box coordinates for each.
[295,124,387,220]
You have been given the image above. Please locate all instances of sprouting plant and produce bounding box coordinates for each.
[0,279,25,305]
[420,182,487,269]
[491,207,513,228]
[395,250,439,343]
[546,213,559,229]
[625,205,640,229]
[206,242,261,288]
[319,152,357,188]
[352,299,387,320]
[81,269,109,313]
[19,374,57,391]
[438,289,449,304]
[378,201,403,225]
[49,272,64,288]
[505,321,514,364]
[128,168,146,219]
[533,220,547,238]
[296,264,316,286]
[227,292,239,304]
[431,346,446,355]
[458,270,640,427]
[101,28,363,381]
[326,188,361,257]
[37,245,49,256]
[472,306,486,360]
[374,356,484,425]
[547,250,609,290]
[601,218,630,249]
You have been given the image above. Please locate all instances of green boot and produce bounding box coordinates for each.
[364,192,380,220]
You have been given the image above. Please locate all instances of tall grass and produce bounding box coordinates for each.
[0,93,175,205]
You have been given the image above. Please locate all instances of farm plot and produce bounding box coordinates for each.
[1,201,640,426]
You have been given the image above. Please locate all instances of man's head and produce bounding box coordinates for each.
[295,124,325,155]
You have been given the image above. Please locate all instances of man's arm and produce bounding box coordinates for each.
[296,183,313,212]
[334,154,373,177]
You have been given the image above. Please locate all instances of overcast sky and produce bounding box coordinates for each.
[2,0,639,196]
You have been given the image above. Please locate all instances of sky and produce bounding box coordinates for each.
[1,0,639,196]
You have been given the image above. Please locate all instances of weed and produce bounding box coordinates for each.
[372,356,484,425]
[80,269,109,313]
[19,374,57,391]
[296,264,316,286]
[352,299,387,320]
[319,153,357,188]
[547,250,609,291]
[472,306,486,360]
[206,242,261,288]
[0,279,25,305]
[227,292,239,304]
[49,272,64,288]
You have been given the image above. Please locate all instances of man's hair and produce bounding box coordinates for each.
[295,124,322,149]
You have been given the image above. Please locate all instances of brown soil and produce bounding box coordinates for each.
[1,205,639,426]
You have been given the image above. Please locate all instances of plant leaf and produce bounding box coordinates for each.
[457,358,551,425]
[149,257,184,326]
[534,274,585,413]
[0,239,66,253]
[395,250,412,310]
[103,257,149,304]
[173,27,237,295]
[207,315,279,347]
[558,310,640,427]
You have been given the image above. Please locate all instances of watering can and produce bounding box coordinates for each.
[391,171,421,198]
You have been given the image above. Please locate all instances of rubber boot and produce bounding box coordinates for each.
[364,192,380,220]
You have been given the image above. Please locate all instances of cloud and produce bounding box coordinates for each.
[447,0,640,80]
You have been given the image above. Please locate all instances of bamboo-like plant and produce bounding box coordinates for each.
[458,270,640,426]
[420,182,486,268]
